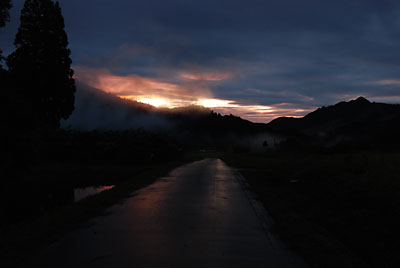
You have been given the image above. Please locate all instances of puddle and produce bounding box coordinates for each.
[74,185,115,202]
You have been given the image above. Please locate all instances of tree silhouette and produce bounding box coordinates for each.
[7,0,75,128]
[0,0,12,27]
[0,0,12,62]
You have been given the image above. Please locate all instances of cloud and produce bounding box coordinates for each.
[180,72,231,81]
[4,0,400,122]
[73,66,313,122]
[370,79,400,86]
[59,0,400,112]
[73,66,221,105]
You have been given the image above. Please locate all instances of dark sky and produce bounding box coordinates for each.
[2,0,400,122]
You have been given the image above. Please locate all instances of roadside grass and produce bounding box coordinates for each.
[1,157,202,268]
[222,152,400,268]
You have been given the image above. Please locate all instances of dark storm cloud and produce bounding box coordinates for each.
[2,0,400,122]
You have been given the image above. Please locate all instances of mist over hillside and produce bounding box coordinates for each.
[61,82,277,151]
[61,81,174,131]
[62,81,266,133]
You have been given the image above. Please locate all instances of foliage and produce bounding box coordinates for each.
[0,0,12,62]
[7,0,75,128]
[0,0,12,27]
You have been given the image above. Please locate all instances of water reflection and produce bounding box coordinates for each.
[74,185,115,202]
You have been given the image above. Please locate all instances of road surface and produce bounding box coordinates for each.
[32,159,308,268]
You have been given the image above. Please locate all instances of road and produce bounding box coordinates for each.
[33,159,308,268]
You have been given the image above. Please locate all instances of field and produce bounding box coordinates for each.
[223,152,400,268]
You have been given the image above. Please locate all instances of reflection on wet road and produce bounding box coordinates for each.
[74,185,115,202]
[34,159,308,268]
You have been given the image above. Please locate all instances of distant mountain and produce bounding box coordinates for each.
[63,81,266,133]
[62,81,272,150]
[267,97,400,150]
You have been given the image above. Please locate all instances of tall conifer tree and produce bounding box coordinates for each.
[7,0,75,128]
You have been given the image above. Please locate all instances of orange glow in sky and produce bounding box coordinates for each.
[137,98,171,107]
[198,99,237,108]
[180,72,231,81]
[74,66,312,123]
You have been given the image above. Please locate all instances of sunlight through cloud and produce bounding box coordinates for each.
[74,66,313,122]
[137,98,171,107]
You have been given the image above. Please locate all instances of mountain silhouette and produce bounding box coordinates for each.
[267,97,400,150]
[63,81,266,133]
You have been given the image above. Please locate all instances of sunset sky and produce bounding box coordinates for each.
[2,0,400,122]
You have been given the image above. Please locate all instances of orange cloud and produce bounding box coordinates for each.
[180,72,231,81]
[74,66,210,106]
[73,66,313,122]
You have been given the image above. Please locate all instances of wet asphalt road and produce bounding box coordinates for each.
[33,159,308,268]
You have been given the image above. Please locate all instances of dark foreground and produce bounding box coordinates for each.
[31,159,307,268]
[223,152,400,268]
